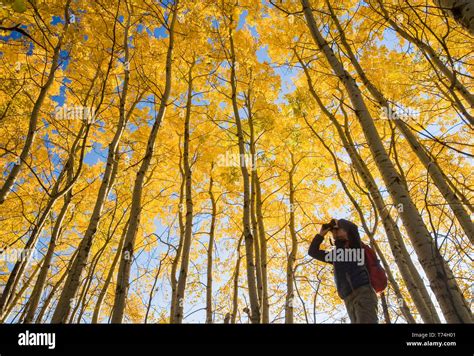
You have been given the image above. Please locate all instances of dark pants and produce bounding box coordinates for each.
[343,284,378,323]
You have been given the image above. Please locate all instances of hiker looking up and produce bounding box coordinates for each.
[308,218,382,323]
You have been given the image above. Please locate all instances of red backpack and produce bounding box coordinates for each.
[361,242,388,293]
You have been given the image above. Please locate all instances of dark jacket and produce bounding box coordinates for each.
[308,219,370,299]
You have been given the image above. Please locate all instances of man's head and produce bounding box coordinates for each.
[330,219,349,241]
[333,219,362,248]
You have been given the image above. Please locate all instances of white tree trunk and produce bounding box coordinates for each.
[434,0,474,35]
[110,5,178,323]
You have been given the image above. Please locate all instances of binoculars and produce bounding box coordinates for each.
[322,219,337,230]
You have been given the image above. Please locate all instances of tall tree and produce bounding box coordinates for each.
[110,1,179,323]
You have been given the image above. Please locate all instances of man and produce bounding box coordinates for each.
[308,218,378,323]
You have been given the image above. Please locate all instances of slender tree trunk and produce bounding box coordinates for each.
[0,255,43,323]
[23,181,73,323]
[285,157,298,324]
[227,23,260,323]
[72,211,124,324]
[371,238,416,323]
[34,250,78,323]
[0,0,72,204]
[53,15,133,324]
[174,60,195,324]
[144,244,170,324]
[381,292,392,324]
[231,236,243,324]
[251,175,263,311]
[247,92,269,323]
[433,0,474,35]
[0,199,55,318]
[0,124,88,319]
[206,170,217,324]
[76,284,97,324]
[69,260,96,323]
[374,0,474,116]
[92,220,128,323]
[396,121,474,243]
[110,5,178,323]
[170,160,185,323]
[254,176,269,322]
[301,0,472,323]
